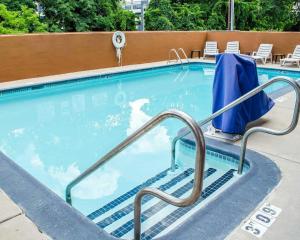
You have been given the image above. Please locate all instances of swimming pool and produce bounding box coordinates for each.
[0,62,298,239]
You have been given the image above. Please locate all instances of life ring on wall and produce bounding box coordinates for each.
[112,31,126,49]
[112,31,126,66]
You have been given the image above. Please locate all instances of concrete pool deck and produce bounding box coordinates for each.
[226,91,300,240]
[0,59,299,240]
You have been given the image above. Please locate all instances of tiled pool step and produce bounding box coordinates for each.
[87,167,172,220]
[87,167,236,240]
[96,168,201,229]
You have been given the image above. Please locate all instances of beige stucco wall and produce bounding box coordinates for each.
[0,31,299,82]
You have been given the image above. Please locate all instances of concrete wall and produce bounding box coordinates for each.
[0,31,299,82]
[0,31,206,82]
[206,31,300,54]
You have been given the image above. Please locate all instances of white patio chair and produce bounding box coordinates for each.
[251,44,273,64]
[203,41,219,59]
[280,45,300,67]
[225,41,240,54]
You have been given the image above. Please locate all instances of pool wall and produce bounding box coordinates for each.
[0,62,296,239]
[0,137,281,240]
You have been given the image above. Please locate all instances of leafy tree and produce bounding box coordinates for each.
[114,9,136,31]
[0,4,47,34]
[173,4,205,30]
[145,0,175,30]
[40,0,136,32]
[206,0,227,30]
[145,0,300,31]
[0,0,36,11]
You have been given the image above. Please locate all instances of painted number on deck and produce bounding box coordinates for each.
[241,203,282,238]
[242,220,267,238]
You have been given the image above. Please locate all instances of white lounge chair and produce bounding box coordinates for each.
[203,41,219,59]
[251,44,273,64]
[225,41,240,54]
[280,45,300,67]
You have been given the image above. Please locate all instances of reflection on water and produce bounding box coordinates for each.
[49,164,120,199]
[125,99,170,155]
[0,64,298,214]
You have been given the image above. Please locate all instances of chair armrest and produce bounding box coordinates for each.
[252,52,257,56]
[216,49,219,54]
[287,53,292,58]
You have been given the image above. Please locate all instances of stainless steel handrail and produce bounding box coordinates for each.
[238,81,300,174]
[133,111,205,240]
[171,76,300,174]
[168,48,183,64]
[65,109,206,232]
[178,48,190,63]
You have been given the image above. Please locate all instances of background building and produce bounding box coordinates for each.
[123,0,149,30]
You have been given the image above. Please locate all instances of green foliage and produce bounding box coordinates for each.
[0,0,36,11]
[145,0,300,31]
[0,0,298,33]
[0,4,47,34]
[40,0,136,32]
[114,9,136,31]
[145,0,175,30]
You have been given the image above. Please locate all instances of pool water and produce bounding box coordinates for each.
[0,63,298,238]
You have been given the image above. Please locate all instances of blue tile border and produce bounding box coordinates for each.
[0,135,281,240]
[96,168,196,228]
[111,168,216,238]
[158,138,281,240]
[88,167,173,220]
[0,62,299,98]
[141,169,235,240]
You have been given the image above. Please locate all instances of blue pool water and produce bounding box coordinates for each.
[0,63,299,239]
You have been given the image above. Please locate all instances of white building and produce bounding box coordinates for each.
[122,0,150,30]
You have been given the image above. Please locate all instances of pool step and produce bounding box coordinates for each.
[87,167,236,240]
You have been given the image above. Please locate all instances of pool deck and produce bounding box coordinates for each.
[226,91,300,240]
[0,59,299,240]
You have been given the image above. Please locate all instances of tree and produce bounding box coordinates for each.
[145,0,300,31]
[0,0,36,11]
[39,0,136,32]
[114,9,136,31]
[145,0,175,30]
[173,4,205,30]
[0,4,47,34]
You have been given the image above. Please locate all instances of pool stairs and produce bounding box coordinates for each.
[87,166,236,240]
[65,77,299,239]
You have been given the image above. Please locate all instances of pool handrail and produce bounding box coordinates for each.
[65,110,206,240]
[65,109,205,239]
[171,76,300,174]
[167,48,183,64]
[177,48,190,63]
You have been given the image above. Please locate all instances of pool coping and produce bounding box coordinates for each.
[0,60,296,239]
[0,59,299,93]
[159,138,281,240]
[0,138,281,240]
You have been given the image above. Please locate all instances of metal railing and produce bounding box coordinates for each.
[178,48,190,63]
[64,76,299,239]
[167,48,183,64]
[167,48,190,65]
[171,76,300,174]
[65,110,206,240]
[65,110,205,239]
